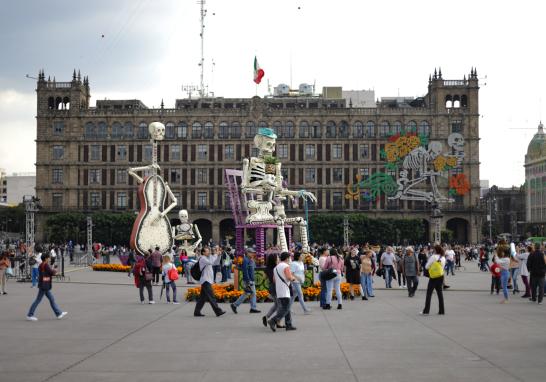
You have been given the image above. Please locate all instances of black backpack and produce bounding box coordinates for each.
[190,261,203,281]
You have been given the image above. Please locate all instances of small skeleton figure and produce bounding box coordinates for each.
[447,133,465,166]
[390,141,451,203]
[172,209,202,258]
[242,128,316,253]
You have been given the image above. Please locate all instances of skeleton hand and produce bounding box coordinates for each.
[297,190,317,203]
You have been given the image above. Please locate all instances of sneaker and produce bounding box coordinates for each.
[399,285,404,289]
[249,309,261,314]
[216,310,226,317]
[337,304,342,310]
[419,311,429,316]
[362,296,368,301]
[173,302,180,305]
[57,312,68,319]
[194,313,205,317]
[230,303,237,314]
[538,301,543,305]
[149,301,155,304]
[140,301,145,304]
[369,295,375,298]
[285,326,297,331]
[268,319,276,332]
[26,316,38,321]
[262,316,268,327]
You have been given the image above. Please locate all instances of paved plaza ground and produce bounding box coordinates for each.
[0,261,544,382]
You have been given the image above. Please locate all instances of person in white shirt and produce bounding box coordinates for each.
[161,255,179,304]
[380,246,396,288]
[445,246,455,276]
[421,245,446,315]
[289,252,311,314]
[193,247,226,317]
[30,247,43,288]
[268,252,297,332]
[516,246,531,298]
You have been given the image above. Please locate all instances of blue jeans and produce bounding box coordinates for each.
[290,282,310,313]
[445,260,454,275]
[360,273,373,297]
[165,281,178,303]
[326,274,342,305]
[270,297,292,327]
[319,276,327,307]
[28,289,62,317]
[31,268,39,287]
[500,269,510,300]
[233,282,257,310]
[384,266,393,288]
[510,268,519,292]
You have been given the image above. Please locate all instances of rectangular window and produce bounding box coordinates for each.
[333,168,343,182]
[359,168,369,179]
[359,144,369,159]
[117,145,127,160]
[177,124,188,138]
[173,192,182,206]
[170,169,181,184]
[225,144,235,160]
[305,144,315,159]
[117,192,127,208]
[52,145,64,160]
[171,144,181,160]
[52,193,63,208]
[305,168,316,183]
[197,168,208,183]
[332,144,342,159]
[333,192,343,209]
[116,169,127,184]
[451,120,463,133]
[89,169,101,184]
[198,192,207,209]
[277,144,288,159]
[53,121,64,135]
[251,147,260,157]
[90,145,101,161]
[281,168,288,181]
[144,145,153,162]
[52,168,63,184]
[90,192,101,208]
[197,144,207,160]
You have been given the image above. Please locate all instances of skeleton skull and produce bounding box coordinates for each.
[178,209,189,223]
[149,122,165,141]
[428,141,443,158]
[254,134,276,156]
[447,133,465,151]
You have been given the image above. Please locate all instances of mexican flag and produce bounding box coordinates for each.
[253,56,265,84]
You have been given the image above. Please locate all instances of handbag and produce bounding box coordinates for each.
[376,268,384,277]
[320,268,337,280]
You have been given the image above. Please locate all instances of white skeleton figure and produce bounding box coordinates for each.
[447,133,465,165]
[172,209,202,258]
[389,141,451,203]
[242,128,317,253]
[127,122,177,222]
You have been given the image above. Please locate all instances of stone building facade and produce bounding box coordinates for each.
[35,69,481,243]
[525,122,546,228]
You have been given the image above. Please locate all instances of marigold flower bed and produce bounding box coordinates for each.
[185,282,360,302]
[92,264,183,273]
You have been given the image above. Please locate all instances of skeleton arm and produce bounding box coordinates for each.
[161,182,177,217]
[241,158,266,195]
[191,224,202,249]
[274,163,317,203]
[127,164,159,184]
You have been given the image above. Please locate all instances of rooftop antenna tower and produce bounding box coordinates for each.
[198,0,207,98]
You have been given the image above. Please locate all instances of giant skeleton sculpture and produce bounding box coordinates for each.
[128,122,177,256]
[172,209,202,258]
[242,128,317,253]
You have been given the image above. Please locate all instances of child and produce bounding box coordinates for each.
[490,252,501,295]
[162,255,179,304]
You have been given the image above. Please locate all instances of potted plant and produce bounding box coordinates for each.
[263,155,278,175]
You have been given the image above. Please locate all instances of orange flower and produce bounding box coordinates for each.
[449,174,470,195]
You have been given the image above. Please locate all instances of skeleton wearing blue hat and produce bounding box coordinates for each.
[242,127,316,253]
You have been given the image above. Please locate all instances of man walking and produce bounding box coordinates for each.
[231,248,261,314]
[268,252,297,332]
[402,246,420,297]
[194,247,226,317]
[526,244,545,304]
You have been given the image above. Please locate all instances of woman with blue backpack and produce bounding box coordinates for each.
[420,244,446,315]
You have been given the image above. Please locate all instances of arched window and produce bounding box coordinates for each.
[326,121,336,138]
[418,121,430,137]
[406,120,417,133]
[138,122,148,139]
[379,121,390,137]
[55,97,62,110]
[339,120,349,138]
[258,121,268,128]
[192,122,202,139]
[112,122,123,139]
[365,121,375,137]
[219,121,229,139]
[273,121,282,137]
[97,122,107,138]
[246,121,257,138]
[353,121,364,138]
[453,95,461,108]
[165,122,175,139]
[445,95,453,108]
[299,121,310,138]
[124,122,134,138]
[393,121,402,135]
[48,97,54,110]
[203,121,214,138]
[311,121,321,138]
[285,121,294,138]
[177,122,187,138]
[231,122,241,138]
[84,122,96,138]
[62,96,70,110]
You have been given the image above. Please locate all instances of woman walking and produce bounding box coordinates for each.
[290,252,311,314]
[134,252,154,304]
[496,246,511,303]
[517,246,531,298]
[0,251,11,295]
[324,249,344,310]
[509,250,520,295]
[26,252,67,321]
[345,248,363,300]
[359,250,374,300]
[420,245,446,315]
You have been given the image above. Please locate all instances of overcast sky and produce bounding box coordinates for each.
[0,0,544,188]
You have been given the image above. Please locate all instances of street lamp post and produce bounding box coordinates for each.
[487,196,496,242]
